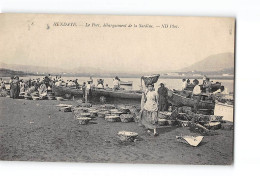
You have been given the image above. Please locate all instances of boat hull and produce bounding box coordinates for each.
[52,86,142,100]
[168,90,215,110]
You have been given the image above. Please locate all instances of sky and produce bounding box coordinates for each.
[0,14,235,73]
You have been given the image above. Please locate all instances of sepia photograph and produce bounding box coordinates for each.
[0,13,235,165]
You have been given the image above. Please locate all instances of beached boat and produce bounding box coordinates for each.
[120,81,133,86]
[167,90,215,110]
[52,85,142,100]
[185,82,222,92]
[91,88,142,100]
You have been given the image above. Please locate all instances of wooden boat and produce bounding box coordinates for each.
[52,86,83,97]
[185,82,222,93]
[167,90,215,110]
[91,88,142,100]
[120,81,133,86]
[52,85,142,100]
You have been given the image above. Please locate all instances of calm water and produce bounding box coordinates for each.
[10,76,234,93]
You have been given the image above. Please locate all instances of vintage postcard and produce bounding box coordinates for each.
[0,14,235,165]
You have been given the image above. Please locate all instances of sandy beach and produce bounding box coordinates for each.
[0,97,233,165]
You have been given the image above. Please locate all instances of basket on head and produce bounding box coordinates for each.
[141,74,160,87]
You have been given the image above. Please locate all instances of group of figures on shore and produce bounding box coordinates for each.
[0,74,230,137]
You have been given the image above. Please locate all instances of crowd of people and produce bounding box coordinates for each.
[1,74,229,137]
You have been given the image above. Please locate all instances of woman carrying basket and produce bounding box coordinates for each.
[140,84,159,136]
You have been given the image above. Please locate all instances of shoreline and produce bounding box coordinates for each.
[0,97,233,164]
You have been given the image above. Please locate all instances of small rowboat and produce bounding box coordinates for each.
[120,81,133,86]
[185,82,222,93]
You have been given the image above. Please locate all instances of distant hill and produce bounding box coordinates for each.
[180,52,234,72]
[0,62,68,74]
[0,68,36,77]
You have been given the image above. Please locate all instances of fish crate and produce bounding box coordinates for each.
[110,109,123,116]
[204,122,222,130]
[88,110,98,118]
[176,120,190,127]
[118,131,138,142]
[120,114,134,123]
[167,120,177,126]
[60,107,72,112]
[100,104,116,109]
[77,117,92,125]
[97,111,110,118]
[105,115,121,122]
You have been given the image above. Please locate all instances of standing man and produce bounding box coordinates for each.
[192,79,201,113]
[113,76,120,91]
[181,78,187,90]
[82,82,86,102]
[158,83,168,111]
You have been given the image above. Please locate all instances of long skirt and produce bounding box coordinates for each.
[140,109,158,129]
[12,85,20,99]
[10,86,13,98]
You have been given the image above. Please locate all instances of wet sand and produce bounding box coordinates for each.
[0,97,233,165]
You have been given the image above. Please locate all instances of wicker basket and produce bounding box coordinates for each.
[110,109,123,115]
[60,107,72,112]
[100,104,116,109]
[118,131,138,142]
[141,74,160,86]
[204,122,221,130]
[120,114,134,123]
[97,111,110,118]
[48,96,56,100]
[105,115,121,122]
[79,113,91,117]
[167,120,176,126]
[119,108,131,114]
[158,111,172,119]
[77,117,92,125]
[24,95,32,100]
[88,110,98,118]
